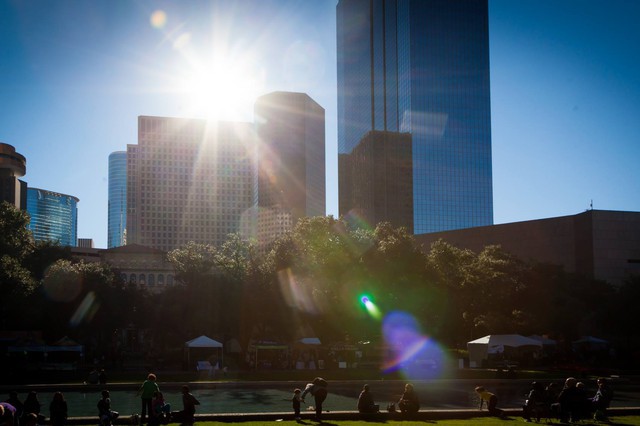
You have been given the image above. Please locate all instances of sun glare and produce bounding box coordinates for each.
[180,59,263,121]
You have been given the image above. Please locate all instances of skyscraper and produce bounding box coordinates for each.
[27,187,79,246]
[254,92,325,243]
[127,116,255,251]
[337,0,493,233]
[108,151,127,248]
[348,130,413,232]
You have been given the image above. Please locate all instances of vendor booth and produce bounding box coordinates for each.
[467,334,542,368]
[184,335,223,370]
[248,341,289,369]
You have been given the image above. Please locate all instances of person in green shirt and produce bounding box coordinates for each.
[136,374,159,425]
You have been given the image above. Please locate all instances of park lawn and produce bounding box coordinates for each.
[182,416,640,425]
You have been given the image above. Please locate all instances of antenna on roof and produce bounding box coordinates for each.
[590,200,593,210]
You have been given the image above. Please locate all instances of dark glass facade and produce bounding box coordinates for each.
[108,151,127,248]
[337,0,493,233]
[254,92,326,220]
[27,188,79,246]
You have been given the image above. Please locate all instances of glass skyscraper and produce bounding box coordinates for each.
[337,0,493,233]
[27,187,79,246]
[108,151,127,248]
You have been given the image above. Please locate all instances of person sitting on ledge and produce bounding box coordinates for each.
[357,384,379,414]
[398,383,420,414]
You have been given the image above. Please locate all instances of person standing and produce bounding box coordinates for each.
[21,392,42,424]
[49,392,68,426]
[137,374,159,425]
[301,377,328,422]
[98,369,108,385]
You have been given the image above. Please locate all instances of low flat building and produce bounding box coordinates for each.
[415,210,640,286]
[71,244,176,293]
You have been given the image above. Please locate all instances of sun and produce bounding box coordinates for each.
[180,58,263,121]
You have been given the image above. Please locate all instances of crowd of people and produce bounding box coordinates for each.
[0,374,615,425]
[472,377,614,423]
[0,373,201,426]
[525,377,614,422]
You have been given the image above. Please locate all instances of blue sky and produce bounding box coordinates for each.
[1,0,639,249]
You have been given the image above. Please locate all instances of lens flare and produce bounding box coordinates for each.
[381,311,446,379]
[69,291,100,327]
[150,10,167,29]
[360,294,381,319]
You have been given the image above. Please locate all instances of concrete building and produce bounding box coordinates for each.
[127,116,255,251]
[415,210,640,286]
[0,143,27,210]
[108,151,127,248]
[343,130,413,232]
[26,187,79,247]
[253,92,325,245]
[71,244,176,293]
[337,0,493,233]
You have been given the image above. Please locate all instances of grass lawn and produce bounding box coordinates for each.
[98,417,640,426]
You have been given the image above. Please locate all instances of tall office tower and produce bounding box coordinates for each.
[0,143,27,210]
[347,131,413,232]
[254,92,325,243]
[108,151,127,248]
[26,188,79,246]
[127,116,255,251]
[337,0,493,233]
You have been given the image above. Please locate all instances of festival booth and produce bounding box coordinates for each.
[572,336,609,353]
[7,336,83,370]
[328,342,360,369]
[467,334,542,368]
[291,337,323,369]
[247,341,289,369]
[184,335,223,371]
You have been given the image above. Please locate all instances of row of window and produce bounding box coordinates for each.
[123,273,174,287]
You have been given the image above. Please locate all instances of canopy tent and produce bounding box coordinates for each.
[249,341,289,369]
[572,336,609,351]
[8,336,83,370]
[292,338,323,369]
[298,337,321,345]
[467,334,542,368]
[184,335,223,369]
[528,335,557,346]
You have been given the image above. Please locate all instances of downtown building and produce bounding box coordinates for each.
[107,151,127,248]
[253,92,326,245]
[126,116,255,251]
[0,142,27,210]
[26,187,79,246]
[337,0,493,233]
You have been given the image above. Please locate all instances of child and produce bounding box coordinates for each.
[475,386,504,418]
[151,391,171,425]
[292,388,301,420]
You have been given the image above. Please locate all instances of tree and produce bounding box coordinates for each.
[0,202,37,328]
[167,241,216,287]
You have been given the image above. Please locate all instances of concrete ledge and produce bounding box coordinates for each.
[58,407,640,424]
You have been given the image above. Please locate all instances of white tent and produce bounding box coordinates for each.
[184,335,223,369]
[467,334,542,368]
[572,336,609,351]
